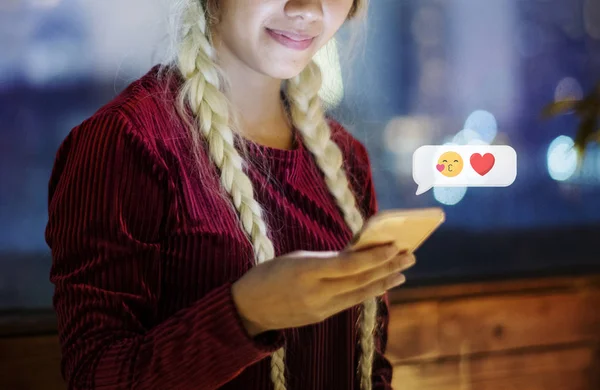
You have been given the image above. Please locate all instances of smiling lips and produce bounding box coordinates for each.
[266,28,316,50]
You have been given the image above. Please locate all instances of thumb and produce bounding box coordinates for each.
[284,250,340,259]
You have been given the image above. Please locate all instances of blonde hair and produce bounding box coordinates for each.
[173,1,376,389]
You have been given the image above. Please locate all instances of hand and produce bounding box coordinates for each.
[231,244,415,337]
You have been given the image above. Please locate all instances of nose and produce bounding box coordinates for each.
[284,0,323,23]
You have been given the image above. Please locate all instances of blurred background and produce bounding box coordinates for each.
[1,0,600,389]
[1,0,599,309]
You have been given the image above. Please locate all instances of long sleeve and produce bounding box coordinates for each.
[45,112,284,390]
[353,139,395,389]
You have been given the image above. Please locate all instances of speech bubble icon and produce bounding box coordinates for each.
[413,145,517,195]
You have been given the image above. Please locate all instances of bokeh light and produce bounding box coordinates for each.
[453,128,486,145]
[25,39,77,85]
[433,186,468,206]
[411,6,443,47]
[384,116,435,153]
[547,135,578,181]
[384,116,435,177]
[554,76,583,102]
[442,139,459,146]
[584,0,600,39]
[463,110,498,144]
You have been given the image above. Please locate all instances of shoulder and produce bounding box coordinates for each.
[92,65,185,152]
[50,106,170,206]
[49,68,191,229]
[57,66,189,176]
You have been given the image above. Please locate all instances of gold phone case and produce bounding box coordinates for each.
[349,207,446,252]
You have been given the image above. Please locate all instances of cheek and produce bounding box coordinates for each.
[219,13,263,59]
[318,2,354,46]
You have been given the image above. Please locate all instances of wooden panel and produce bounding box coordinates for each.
[387,301,439,361]
[0,335,65,390]
[387,288,600,362]
[389,275,600,303]
[392,345,598,390]
[438,290,600,356]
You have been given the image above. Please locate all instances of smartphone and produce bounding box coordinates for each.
[348,207,445,252]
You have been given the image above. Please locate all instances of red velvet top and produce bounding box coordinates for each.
[45,66,393,390]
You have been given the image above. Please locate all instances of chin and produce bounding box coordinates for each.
[263,62,309,80]
[256,44,318,80]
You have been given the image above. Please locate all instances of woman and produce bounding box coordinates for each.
[45,0,415,389]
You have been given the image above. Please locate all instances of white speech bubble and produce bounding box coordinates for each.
[413,145,517,195]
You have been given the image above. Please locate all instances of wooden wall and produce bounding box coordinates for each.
[386,275,600,389]
[1,275,599,389]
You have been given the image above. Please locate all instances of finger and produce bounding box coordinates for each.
[321,253,415,295]
[310,244,402,279]
[331,273,406,312]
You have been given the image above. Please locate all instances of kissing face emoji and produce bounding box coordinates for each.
[436,151,464,177]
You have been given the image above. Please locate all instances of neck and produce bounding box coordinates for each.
[214,41,294,149]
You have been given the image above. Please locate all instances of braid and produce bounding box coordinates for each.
[287,61,378,390]
[177,1,275,263]
[175,1,373,389]
[175,2,287,388]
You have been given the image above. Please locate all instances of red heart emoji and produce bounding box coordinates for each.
[470,153,495,176]
[436,164,444,172]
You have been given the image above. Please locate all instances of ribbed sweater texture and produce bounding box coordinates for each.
[45,66,393,389]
